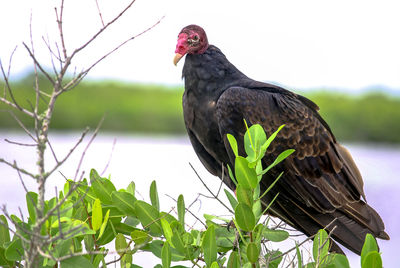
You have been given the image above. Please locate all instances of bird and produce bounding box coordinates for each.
[173,24,389,255]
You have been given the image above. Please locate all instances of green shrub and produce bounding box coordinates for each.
[0,124,383,267]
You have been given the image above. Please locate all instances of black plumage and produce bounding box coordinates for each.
[174,24,389,255]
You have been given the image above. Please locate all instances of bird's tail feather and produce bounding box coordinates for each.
[272,198,389,255]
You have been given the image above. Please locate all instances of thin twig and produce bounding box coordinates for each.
[165,194,207,228]
[46,128,89,179]
[189,162,234,214]
[64,16,164,91]
[0,47,28,115]
[94,0,105,27]
[54,0,67,60]
[74,117,104,180]
[22,42,55,85]
[71,0,137,58]
[0,96,35,118]
[0,158,36,179]
[46,137,59,163]
[8,111,37,142]
[101,138,116,176]
[4,139,36,146]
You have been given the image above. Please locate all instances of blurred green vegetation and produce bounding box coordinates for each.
[1,75,400,143]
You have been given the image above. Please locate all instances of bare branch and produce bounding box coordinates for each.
[0,47,21,107]
[54,0,67,60]
[0,158,36,179]
[42,35,62,63]
[189,162,234,214]
[71,0,137,58]
[22,42,55,85]
[0,97,35,118]
[165,194,207,228]
[0,48,36,118]
[94,0,105,27]
[8,111,37,142]
[4,139,36,147]
[64,15,164,91]
[100,138,116,176]
[46,128,89,178]
[74,117,104,180]
[46,138,59,163]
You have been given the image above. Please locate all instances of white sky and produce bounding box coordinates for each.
[0,0,399,91]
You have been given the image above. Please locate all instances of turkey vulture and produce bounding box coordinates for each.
[174,24,389,255]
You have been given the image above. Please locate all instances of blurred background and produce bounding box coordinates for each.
[0,0,399,267]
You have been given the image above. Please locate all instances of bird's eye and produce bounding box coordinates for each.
[193,35,199,41]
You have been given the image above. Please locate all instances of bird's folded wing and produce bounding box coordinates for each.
[216,86,365,213]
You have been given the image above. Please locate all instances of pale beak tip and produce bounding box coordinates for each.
[173,53,184,66]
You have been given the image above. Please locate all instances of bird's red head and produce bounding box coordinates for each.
[173,25,209,65]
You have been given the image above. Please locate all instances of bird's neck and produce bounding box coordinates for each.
[182,45,249,100]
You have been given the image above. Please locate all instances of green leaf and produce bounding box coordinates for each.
[261,149,295,175]
[261,124,285,152]
[5,238,22,261]
[313,229,329,264]
[26,192,38,222]
[235,156,258,189]
[60,256,94,268]
[296,242,302,268]
[150,180,160,211]
[115,233,128,256]
[0,215,10,247]
[234,203,255,232]
[263,227,289,242]
[96,221,115,246]
[202,225,217,267]
[361,233,379,266]
[236,185,253,208]
[265,250,283,268]
[98,209,110,239]
[126,181,136,196]
[247,242,259,263]
[326,254,350,268]
[130,229,152,245]
[171,229,186,254]
[259,172,283,202]
[0,247,13,266]
[90,169,116,205]
[244,124,267,162]
[182,232,194,246]
[111,191,137,216]
[134,200,162,236]
[227,134,239,157]
[227,251,240,268]
[124,216,140,228]
[227,165,237,186]
[84,234,95,252]
[224,189,238,210]
[55,238,73,258]
[210,261,220,268]
[161,218,173,244]
[162,241,171,268]
[121,252,133,268]
[177,195,185,228]
[92,198,102,232]
[253,199,262,221]
[361,251,382,268]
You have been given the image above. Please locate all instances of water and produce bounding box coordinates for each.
[0,131,399,267]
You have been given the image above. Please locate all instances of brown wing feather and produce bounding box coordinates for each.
[216,86,361,210]
[216,86,388,254]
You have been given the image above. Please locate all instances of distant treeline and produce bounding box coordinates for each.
[1,77,400,143]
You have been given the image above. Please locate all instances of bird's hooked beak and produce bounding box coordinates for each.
[173,53,184,66]
[174,33,189,66]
